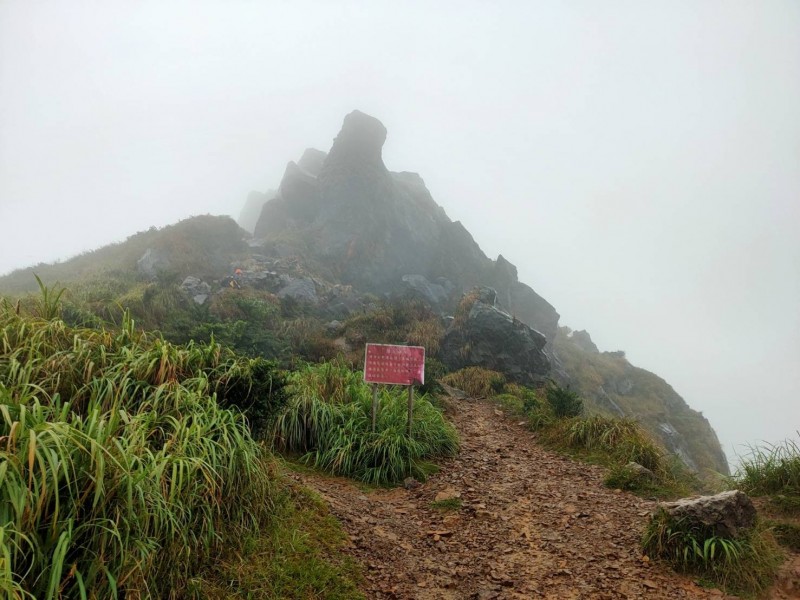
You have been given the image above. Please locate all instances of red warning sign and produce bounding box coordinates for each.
[364,343,425,386]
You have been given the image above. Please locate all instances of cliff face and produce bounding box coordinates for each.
[254,110,560,343]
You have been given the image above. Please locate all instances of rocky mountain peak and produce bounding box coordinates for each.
[322,110,388,173]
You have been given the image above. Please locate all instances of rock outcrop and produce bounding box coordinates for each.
[253,110,560,344]
[657,490,757,539]
[441,288,550,385]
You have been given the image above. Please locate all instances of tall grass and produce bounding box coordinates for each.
[0,303,276,598]
[272,362,458,484]
[736,435,800,500]
[546,415,665,473]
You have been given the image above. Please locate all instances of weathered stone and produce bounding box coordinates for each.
[277,277,318,304]
[136,248,170,279]
[180,276,212,305]
[570,329,599,353]
[296,148,327,176]
[623,462,654,482]
[441,290,550,385]
[401,274,454,309]
[403,477,421,490]
[325,320,343,333]
[658,490,756,538]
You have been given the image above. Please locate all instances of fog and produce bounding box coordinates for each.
[1,1,798,465]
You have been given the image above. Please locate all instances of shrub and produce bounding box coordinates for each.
[271,362,458,484]
[545,384,583,418]
[642,509,783,596]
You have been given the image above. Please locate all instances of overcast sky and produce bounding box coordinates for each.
[1,1,798,466]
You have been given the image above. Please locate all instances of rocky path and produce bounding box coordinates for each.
[292,398,732,600]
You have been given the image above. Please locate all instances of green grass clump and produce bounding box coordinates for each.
[272,362,459,485]
[430,497,463,511]
[736,436,800,500]
[642,510,783,596]
[545,384,583,418]
[547,415,664,473]
[192,482,364,599]
[440,367,506,398]
[0,303,276,598]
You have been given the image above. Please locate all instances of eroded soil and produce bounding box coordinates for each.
[292,397,744,599]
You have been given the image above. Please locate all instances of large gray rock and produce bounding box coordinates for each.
[277,277,318,304]
[136,248,170,279]
[658,490,756,539]
[297,148,327,176]
[401,274,455,309]
[180,276,211,305]
[441,290,550,385]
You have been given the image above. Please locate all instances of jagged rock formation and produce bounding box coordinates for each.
[253,110,560,345]
[238,190,276,233]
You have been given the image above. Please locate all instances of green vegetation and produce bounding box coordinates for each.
[193,483,363,599]
[545,384,583,418]
[554,327,730,476]
[272,361,459,485]
[642,510,783,597]
[0,300,276,598]
[734,435,800,558]
[737,436,800,500]
[430,497,463,511]
[440,366,505,398]
[442,368,696,498]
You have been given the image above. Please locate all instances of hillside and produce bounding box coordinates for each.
[0,110,728,476]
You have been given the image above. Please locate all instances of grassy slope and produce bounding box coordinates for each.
[0,215,248,293]
[554,327,730,476]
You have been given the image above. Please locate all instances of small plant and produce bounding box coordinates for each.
[545,384,583,418]
[642,510,783,596]
[430,497,463,511]
[33,273,65,319]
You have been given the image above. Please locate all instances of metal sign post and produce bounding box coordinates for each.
[363,343,425,438]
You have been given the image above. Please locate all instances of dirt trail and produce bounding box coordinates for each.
[293,398,734,599]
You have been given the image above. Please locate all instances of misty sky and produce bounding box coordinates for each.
[1,1,798,466]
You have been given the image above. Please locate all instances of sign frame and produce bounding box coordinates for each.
[363,343,426,436]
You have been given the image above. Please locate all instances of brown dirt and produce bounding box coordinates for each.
[292,397,741,599]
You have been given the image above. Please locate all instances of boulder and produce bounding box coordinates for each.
[180,276,211,305]
[623,462,655,482]
[570,329,599,353]
[441,290,550,385]
[658,490,756,538]
[297,148,327,176]
[401,274,454,309]
[277,277,318,304]
[136,248,170,279]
